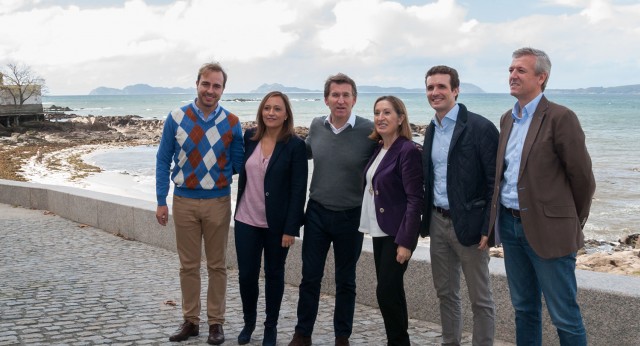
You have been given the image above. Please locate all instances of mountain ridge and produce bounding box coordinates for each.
[89,83,640,95]
[89,84,196,95]
[250,82,484,93]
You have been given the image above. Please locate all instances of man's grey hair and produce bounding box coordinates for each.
[513,47,552,91]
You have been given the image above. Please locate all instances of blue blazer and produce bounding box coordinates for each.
[420,103,499,246]
[235,128,308,236]
[363,136,423,249]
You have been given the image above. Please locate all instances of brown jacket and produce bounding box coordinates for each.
[488,96,596,259]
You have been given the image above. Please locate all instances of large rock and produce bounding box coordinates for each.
[619,233,639,248]
[576,250,640,276]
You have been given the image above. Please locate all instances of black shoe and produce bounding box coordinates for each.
[207,324,225,345]
[238,323,255,345]
[288,331,312,346]
[335,336,349,346]
[262,326,277,346]
[168,320,199,342]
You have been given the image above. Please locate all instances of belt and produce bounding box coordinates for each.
[433,206,451,218]
[503,206,521,218]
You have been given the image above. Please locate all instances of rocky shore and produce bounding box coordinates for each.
[1,115,638,276]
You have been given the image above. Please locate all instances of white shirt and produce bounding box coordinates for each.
[359,148,389,237]
[324,113,356,134]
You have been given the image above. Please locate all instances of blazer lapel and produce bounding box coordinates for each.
[265,140,285,175]
[518,97,548,180]
[449,108,467,157]
[423,123,435,161]
[374,137,405,175]
[245,138,258,161]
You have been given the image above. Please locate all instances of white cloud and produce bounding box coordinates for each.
[580,0,613,22]
[0,0,638,94]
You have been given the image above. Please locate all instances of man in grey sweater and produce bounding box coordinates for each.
[288,73,376,346]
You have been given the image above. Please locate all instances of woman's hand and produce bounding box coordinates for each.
[396,245,412,264]
[282,234,295,248]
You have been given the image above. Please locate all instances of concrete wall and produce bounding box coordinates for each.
[1,179,638,345]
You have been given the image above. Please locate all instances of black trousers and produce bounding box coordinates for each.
[295,199,363,337]
[373,236,411,346]
[234,220,290,328]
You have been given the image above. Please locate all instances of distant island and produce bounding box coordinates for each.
[546,84,640,95]
[89,83,640,95]
[251,83,321,93]
[251,83,485,93]
[89,82,484,95]
[89,84,196,95]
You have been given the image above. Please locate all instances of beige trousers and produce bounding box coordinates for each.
[172,195,231,325]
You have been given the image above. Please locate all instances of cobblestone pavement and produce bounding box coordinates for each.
[0,204,513,345]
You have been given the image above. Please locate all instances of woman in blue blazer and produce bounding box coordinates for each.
[234,91,308,346]
[359,95,423,346]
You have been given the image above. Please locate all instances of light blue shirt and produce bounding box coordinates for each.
[500,93,544,209]
[431,104,459,209]
[192,99,221,122]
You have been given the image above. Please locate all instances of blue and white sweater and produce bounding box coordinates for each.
[155,101,244,206]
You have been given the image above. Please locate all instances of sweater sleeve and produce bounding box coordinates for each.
[230,121,245,175]
[155,114,176,206]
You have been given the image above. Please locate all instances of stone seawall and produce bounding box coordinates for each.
[1,179,638,345]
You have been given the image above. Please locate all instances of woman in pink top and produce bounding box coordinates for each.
[234,91,308,346]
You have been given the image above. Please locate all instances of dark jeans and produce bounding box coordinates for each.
[234,220,290,328]
[499,207,587,346]
[373,236,410,346]
[295,199,364,337]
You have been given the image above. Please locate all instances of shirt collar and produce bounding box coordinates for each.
[324,112,356,129]
[192,98,221,122]
[431,103,459,127]
[511,93,543,122]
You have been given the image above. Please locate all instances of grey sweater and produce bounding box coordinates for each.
[306,115,376,211]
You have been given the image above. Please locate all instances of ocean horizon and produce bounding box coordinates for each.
[38,92,640,241]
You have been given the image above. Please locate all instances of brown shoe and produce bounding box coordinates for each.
[207,324,225,345]
[335,336,350,346]
[288,331,312,346]
[168,320,199,342]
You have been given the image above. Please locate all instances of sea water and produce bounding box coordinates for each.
[43,93,640,241]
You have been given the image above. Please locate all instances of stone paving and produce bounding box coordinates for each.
[0,204,513,345]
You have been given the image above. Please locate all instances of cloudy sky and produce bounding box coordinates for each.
[1,0,638,95]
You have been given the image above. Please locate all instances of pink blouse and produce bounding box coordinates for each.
[235,141,270,228]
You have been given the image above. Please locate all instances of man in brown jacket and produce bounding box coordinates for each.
[488,47,596,346]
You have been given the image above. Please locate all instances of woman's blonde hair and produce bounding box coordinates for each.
[369,95,412,141]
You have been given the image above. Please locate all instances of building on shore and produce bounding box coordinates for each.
[0,72,44,127]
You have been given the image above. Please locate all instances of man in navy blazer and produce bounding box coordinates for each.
[420,65,498,346]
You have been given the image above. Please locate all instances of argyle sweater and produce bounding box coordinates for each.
[155,102,244,206]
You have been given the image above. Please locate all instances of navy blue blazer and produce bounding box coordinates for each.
[235,128,308,236]
[420,103,499,246]
[363,136,423,249]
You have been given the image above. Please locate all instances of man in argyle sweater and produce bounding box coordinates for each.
[155,62,244,345]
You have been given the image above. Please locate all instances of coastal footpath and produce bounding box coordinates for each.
[1,180,639,345]
[2,201,513,345]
